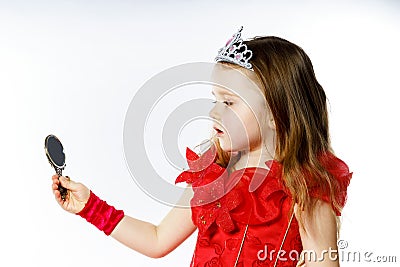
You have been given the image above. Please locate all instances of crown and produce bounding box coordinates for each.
[215,26,253,71]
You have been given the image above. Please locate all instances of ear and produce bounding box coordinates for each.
[267,117,276,130]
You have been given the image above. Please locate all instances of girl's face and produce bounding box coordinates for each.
[209,64,275,154]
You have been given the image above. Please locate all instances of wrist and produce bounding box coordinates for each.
[75,193,90,214]
[75,190,96,215]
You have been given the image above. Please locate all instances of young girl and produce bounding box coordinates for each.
[51,27,352,267]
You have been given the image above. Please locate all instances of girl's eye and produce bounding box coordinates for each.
[212,100,233,106]
[223,101,233,106]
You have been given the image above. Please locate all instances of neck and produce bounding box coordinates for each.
[233,143,275,170]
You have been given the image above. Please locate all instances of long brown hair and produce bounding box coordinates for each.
[203,36,342,229]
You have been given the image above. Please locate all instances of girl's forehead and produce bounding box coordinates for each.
[210,64,265,103]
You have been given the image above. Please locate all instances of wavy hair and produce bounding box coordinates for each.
[199,36,343,230]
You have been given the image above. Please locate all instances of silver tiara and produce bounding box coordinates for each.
[215,26,253,71]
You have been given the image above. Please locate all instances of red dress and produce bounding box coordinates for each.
[175,146,352,267]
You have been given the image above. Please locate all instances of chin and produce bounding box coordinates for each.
[219,142,240,155]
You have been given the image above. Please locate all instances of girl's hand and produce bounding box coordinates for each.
[51,174,90,214]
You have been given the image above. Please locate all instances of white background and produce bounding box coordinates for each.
[1,0,399,266]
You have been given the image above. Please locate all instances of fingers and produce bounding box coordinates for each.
[51,174,92,215]
[53,188,61,201]
[51,174,67,202]
[52,174,59,183]
[51,176,59,190]
[52,185,65,207]
[59,175,76,191]
[51,174,71,211]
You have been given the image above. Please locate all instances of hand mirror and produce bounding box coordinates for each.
[45,134,68,201]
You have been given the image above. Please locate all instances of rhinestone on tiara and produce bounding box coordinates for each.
[215,26,253,71]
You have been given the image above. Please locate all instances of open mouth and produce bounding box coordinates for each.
[213,126,224,135]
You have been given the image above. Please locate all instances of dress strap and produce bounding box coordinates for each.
[234,224,249,267]
[233,210,295,267]
[273,210,295,267]
[233,207,252,267]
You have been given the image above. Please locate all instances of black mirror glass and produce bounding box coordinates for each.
[45,134,68,200]
[46,135,65,168]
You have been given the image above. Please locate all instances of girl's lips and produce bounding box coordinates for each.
[213,126,224,135]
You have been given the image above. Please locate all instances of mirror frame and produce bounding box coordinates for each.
[44,134,66,172]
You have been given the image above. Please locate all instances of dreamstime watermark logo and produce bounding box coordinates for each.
[256,240,397,264]
[123,62,267,207]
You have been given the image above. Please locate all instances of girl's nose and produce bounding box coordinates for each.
[209,103,221,121]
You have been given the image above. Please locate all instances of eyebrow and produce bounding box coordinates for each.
[211,89,238,97]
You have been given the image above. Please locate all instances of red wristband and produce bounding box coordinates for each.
[76,190,125,236]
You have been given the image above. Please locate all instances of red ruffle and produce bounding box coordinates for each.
[309,152,353,216]
[175,144,226,186]
[175,146,289,234]
[175,146,352,234]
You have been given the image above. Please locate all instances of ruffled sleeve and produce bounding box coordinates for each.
[309,152,353,216]
[174,145,226,187]
[174,146,204,185]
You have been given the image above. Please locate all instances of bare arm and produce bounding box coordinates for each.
[295,200,340,267]
[52,175,197,259]
[110,185,197,258]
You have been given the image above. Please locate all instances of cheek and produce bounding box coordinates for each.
[221,107,261,148]
[243,111,262,142]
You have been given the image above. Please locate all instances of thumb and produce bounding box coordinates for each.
[59,176,79,191]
